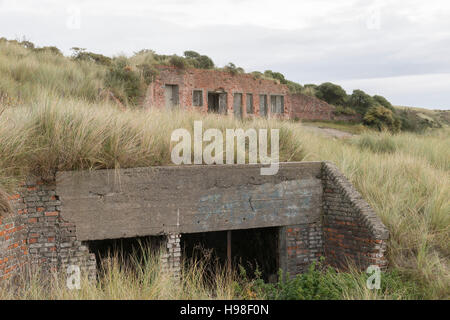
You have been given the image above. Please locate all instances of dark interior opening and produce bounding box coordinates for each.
[86,235,165,272]
[181,227,279,281]
[208,92,220,113]
[208,91,227,114]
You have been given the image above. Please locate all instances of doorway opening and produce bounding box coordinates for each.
[165,84,179,109]
[86,235,165,272]
[181,227,279,281]
[208,91,227,114]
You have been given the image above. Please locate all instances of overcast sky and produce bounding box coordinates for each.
[1,0,449,109]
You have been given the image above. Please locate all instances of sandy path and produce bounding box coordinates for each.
[301,124,354,139]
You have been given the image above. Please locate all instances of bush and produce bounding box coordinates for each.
[373,95,394,111]
[348,89,377,115]
[316,82,347,106]
[363,105,401,132]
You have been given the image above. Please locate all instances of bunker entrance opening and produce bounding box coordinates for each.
[86,235,165,272]
[181,227,279,282]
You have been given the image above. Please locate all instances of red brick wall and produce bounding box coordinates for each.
[0,203,27,281]
[0,178,96,284]
[283,223,323,275]
[146,66,291,119]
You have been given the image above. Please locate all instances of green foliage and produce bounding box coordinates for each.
[71,47,112,66]
[396,109,437,133]
[105,57,144,105]
[373,95,394,111]
[363,105,401,132]
[252,263,343,300]
[349,89,377,115]
[224,63,244,75]
[136,63,159,85]
[287,80,303,94]
[334,106,357,116]
[251,71,263,79]
[264,70,287,84]
[239,260,424,300]
[316,82,347,106]
[183,51,215,69]
[169,55,187,69]
[183,50,201,59]
[195,55,215,69]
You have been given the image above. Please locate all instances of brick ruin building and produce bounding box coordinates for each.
[144,66,358,121]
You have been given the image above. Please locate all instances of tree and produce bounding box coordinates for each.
[183,50,201,59]
[315,82,347,105]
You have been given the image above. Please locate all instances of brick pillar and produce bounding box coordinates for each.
[162,233,181,278]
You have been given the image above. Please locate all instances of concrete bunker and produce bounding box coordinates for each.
[0,162,389,283]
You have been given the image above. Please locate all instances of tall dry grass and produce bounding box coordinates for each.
[0,248,243,300]
[299,129,449,299]
[0,41,106,104]
[0,96,304,191]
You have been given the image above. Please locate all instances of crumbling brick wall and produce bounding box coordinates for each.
[321,162,389,270]
[289,93,335,121]
[0,177,96,284]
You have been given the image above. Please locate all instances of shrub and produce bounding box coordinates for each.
[224,63,244,75]
[169,55,187,69]
[183,51,215,69]
[363,105,401,132]
[71,47,112,66]
[334,106,356,116]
